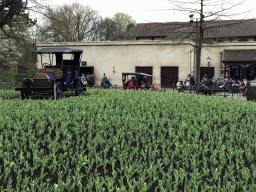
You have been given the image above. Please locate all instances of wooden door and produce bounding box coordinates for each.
[161,67,178,87]
[200,67,214,80]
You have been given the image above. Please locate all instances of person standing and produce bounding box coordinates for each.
[101,73,107,88]
[190,75,195,86]
[86,73,91,82]
[81,73,86,85]
[187,74,191,81]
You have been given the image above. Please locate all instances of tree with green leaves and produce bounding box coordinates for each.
[0,0,45,87]
[0,0,27,30]
[0,14,37,84]
[112,13,136,40]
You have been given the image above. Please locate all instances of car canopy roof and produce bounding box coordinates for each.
[122,72,153,76]
[33,48,83,54]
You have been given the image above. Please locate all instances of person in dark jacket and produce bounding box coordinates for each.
[190,75,195,86]
[199,77,209,91]
[143,76,150,89]
[101,73,108,88]
[138,76,143,86]
[132,77,137,88]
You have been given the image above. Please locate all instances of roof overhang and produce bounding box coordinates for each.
[33,48,83,54]
[222,49,256,62]
[122,72,153,76]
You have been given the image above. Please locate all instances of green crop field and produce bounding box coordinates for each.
[1,89,256,191]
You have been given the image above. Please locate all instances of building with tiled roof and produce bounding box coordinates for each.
[37,19,256,87]
[133,19,256,82]
[133,19,256,41]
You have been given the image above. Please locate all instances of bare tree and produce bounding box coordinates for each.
[95,17,117,41]
[167,0,254,92]
[41,5,137,42]
[44,3,101,42]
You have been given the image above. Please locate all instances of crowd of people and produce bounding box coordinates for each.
[176,74,195,91]
[125,75,151,90]
[81,73,95,87]
[81,72,247,94]
[177,73,247,94]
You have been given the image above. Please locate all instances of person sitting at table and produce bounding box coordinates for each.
[241,79,247,87]
[199,78,210,90]
[184,78,190,87]
[201,74,207,81]
[220,78,228,89]
[240,79,247,93]
[231,79,236,87]
[177,80,183,92]
[141,80,148,90]
[228,77,233,88]
[217,74,224,86]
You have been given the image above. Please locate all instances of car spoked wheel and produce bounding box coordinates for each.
[75,80,83,96]
[55,82,63,100]
[21,83,31,100]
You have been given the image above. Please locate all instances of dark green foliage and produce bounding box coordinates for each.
[0,0,27,29]
[1,89,256,191]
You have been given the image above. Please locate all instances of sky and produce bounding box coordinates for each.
[29,0,256,24]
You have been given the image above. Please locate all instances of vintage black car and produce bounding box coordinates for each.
[15,48,84,100]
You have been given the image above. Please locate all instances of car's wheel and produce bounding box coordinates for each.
[54,82,63,100]
[21,83,31,100]
[75,80,83,96]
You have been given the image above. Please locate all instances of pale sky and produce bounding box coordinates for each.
[30,0,256,23]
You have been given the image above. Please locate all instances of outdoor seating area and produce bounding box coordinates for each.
[174,74,247,99]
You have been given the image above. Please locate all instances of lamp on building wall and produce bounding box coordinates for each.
[206,56,212,78]
[113,66,115,73]
[221,64,224,71]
